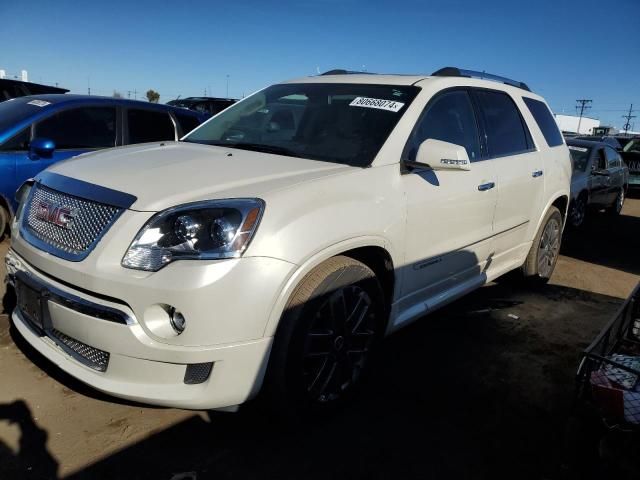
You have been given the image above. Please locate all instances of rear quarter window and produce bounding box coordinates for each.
[523,97,564,147]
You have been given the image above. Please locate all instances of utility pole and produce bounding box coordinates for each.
[575,99,592,134]
[622,104,636,135]
[226,74,230,98]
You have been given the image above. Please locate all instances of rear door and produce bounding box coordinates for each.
[125,108,177,144]
[16,105,117,184]
[472,89,541,257]
[604,145,624,202]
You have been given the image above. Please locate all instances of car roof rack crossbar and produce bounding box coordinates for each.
[320,69,375,76]
[431,67,531,92]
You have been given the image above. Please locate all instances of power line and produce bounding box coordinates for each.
[622,104,636,135]
[575,99,592,134]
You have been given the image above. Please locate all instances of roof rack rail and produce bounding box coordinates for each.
[431,67,531,92]
[320,69,374,76]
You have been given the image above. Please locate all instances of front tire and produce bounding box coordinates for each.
[569,194,587,228]
[522,206,563,284]
[607,187,625,215]
[264,256,385,417]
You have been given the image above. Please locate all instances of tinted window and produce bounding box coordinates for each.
[523,97,563,147]
[406,90,480,162]
[0,97,45,131]
[595,149,607,170]
[476,90,532,157]
[568,145,590,172]
[175,113,201,135]
[35,107,116,149]
[604,146,621,167]
[0,128,30,151]
[127,109,175,144]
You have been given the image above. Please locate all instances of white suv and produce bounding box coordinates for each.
[5,68,570,413]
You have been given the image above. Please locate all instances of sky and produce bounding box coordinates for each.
[1,0,638,129]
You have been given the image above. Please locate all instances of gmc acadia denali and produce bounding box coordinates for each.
[5,68,571,414]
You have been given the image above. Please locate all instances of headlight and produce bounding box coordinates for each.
[122,199,264,272]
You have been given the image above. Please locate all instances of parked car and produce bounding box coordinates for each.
[0,79,68,102]
[567,139,629,227]
[0,95,207,237]
[166,97,236,117]
[5,67,570,415]
[574,135,624,151]
[619,137,640,189]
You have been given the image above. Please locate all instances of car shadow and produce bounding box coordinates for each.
[561,209,640,276]
[0,400,59,480]
[52,282,620,480]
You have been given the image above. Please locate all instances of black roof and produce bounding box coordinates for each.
[566,138,605,148]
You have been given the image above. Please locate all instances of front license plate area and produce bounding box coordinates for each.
[16,279,48,332]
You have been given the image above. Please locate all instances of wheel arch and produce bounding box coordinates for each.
[262,237,397,339]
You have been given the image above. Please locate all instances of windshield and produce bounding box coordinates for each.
[568,145,591,172]
[0,97,42,132]
[183,83,419,167]
[623,139,640,153]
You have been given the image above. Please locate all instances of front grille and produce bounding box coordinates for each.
[50,329,110,372]
[23,184,122,260]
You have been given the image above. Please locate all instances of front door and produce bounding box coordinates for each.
[400,89,496,317]
[16,106,118,185]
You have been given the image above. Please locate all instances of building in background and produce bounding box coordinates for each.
[554,114,600,135]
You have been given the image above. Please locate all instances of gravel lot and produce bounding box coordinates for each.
[1,198,639,480]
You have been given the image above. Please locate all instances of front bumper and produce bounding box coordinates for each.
[5,248,291,409]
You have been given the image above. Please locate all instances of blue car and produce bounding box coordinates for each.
[0,95,206,236]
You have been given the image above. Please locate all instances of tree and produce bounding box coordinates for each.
[146,89,160,103]
[112,90,123,98]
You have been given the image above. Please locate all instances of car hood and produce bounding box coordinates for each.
[45,142,352,211]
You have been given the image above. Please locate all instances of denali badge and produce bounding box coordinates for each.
[35,201,76,229]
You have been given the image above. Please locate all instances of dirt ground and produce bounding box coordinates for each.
[1,198,639,480]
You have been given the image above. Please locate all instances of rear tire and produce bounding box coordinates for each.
[264,256,385,418]
[521,206,563,284]
[0,205,8,240]
[607,188,625,215]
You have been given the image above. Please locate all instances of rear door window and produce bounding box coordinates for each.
[35,107,117,149]
[127,109,175,144]
[475,90,533,158]
[604,146,621,168]
[406,89,481,162]
[522,97,563,147]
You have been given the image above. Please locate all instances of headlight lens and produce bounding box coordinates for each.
[122,199,264,272]
[13,180,34,227]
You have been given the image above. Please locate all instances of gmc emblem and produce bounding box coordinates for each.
[35,201,76,229]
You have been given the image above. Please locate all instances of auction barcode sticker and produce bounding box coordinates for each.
[349,97,405,112]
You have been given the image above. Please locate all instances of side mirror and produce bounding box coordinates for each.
[406,139,471,171]
[29,137,56,160]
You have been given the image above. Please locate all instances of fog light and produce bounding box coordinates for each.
[169,308,186,334]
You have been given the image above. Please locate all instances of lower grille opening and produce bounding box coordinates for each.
[184,362,213,385]
[51,329,110,372]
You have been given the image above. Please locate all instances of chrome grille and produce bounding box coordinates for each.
[50,329,110,372]
[23,184,122,260]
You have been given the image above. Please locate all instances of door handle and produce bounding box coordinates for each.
[532,170,544,178]
[477,182,495,191]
